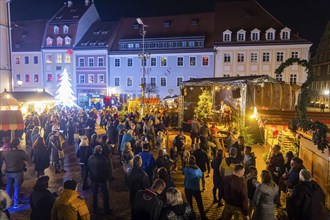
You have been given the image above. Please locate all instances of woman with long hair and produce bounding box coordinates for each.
[252,170,279,220]
[76,137,93,190]
[32,136,50,177]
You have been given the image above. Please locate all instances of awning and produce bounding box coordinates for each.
[0,90,54,103]
[0,110,24,131]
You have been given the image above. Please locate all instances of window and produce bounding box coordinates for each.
[63,25,69,34]
[291,51,299,58]
[47,73,53,82]
[79,58,85,67]
[33,56,38,64]
[46,55,52,63]
[276,74,282,81]
[127,77,133,87]
[237,53,244,62]
[65,54,71,63]
[98,57,104,66]
[88,57,94,67]
[98,74,104,83]
[114,77,120,86]
[251,29,260,41]
[57,74,61,81]
[224,54,231,63]
[280,28,291,40]
[16,74,21,81]
[176,77,183,87]
[54,26,59,34]
[79,75,85,83]
[127,58,133,67]
[56,54,62,63]
[189,57,196,66]
[88,74,94,83]
[57,37,63,46]
[24,56,29,64]
[16,57,20,64]
[65,36,71,46]
[141,77,146,85]
[135,43,140,48]
[34,74,39,82]
[141,57,146,67]
[161,57,167,66]
[237,30,246,41]
[224,74,230,77]
[160,77,167,87]
[262,52,270,62]
[128,43,134,49]
[290,74,297,84]
[25,74,30,82]
[177,57,184,66]
[56,66,61,71]
[266,28,275,40]
[223,30,232,42]
[251,53,258,62]
[151,57,156,67]
[150,77,156,86]
[202,56,209,66]
[277,52,284,62]
[46,37,53,46]
[114,58,120,67]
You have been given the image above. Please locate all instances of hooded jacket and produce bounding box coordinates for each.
[183,165,203,191]
[252,183,279,220]
[160,203,196,220]
[51,189,89,220]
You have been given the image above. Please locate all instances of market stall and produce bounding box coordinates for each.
[0,110,24,141]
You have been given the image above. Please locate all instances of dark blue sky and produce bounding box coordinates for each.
[10,0,330,54]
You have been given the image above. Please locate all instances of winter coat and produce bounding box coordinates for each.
[243,153,256,174]
[252,183,279,220]
[183,165,203,191]
[192,149,209,173]
[51,189,90,220]
[76,145,93,165]
[286,180,325,220]
[230,142,245,162]
[30,188,56,220]
[33,141,50,171]
[138,151,156,179]
[122,149,134,173]
[211,155,223,187]
[126,166,150,204]
[88,153,111,183]
[132,189,163,220]
[120,133,135,152]
[160,203,196,220]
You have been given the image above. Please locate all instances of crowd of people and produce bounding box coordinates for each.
[0,107,328,220]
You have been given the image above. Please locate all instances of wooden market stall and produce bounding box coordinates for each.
[0,110,24,141]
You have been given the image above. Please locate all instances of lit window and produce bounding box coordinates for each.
[79,75,85,83]
[16,74,21,81]
[251,53,258,62]
[88,57,94,67]
[79,58,85,66]
[63,25,69,34]
[65,36,71,46]
[88,74,94,83]
[263,52,270,62]
[54,26,59,34]
[46,55,52,63]
[115,77,120,86]
[127,58,133,67]
[16,57,20,64]
[98,57,104,66]
[47,73,53,82]
[25,74,30,82]
[24,56,29,64]
[65,54,71,63]
[291,51,299,58]
[202,56,209,66]
[277,52,284,62]
[98,74,104,83]
[177,57,184,66]
[237,53,244,62]
[115,58,120,67]
[161,57,167,66]
[161,77,167,87]
[46,37,53,46]
[189,57,196,66]
[151,57,156,66]
[151,77,156,86]
[290,74,297,84]
[57,37,63,46]
[128,43,134,48]
[127,77,133,86]
[224,54,231,63]
[57,74,61,81]
[176,77,183,87]
[56,54,62,63]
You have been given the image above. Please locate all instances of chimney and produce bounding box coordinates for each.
[67,0,73,7]
[85,0,90,6]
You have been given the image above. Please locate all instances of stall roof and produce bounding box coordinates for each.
[181,75,279,87]
[0,90,54,103]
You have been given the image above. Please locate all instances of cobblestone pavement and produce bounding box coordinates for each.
[9,128,267,220]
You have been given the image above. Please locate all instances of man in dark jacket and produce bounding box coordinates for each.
[126,155,151,205]
[88,145,112,214]
[220,164,249,220]
[132,179,165,220]
[192,144,210,191]
[286,169,325,220]
[229,136,245,163]
[173,131,186,168]
[211,149,223,207]
[138,142,156,182]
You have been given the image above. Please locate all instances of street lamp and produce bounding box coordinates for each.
[136,17,149,117]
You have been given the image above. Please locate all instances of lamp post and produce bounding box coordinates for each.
[136,17,148,117]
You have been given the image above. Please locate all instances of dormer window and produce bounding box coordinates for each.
[191,19,199,26]
[266,28,276,40]
[57,36,63,46]
[280,27,291,40]
[237,29,246,41]
[223,30,232,42]
[63,25,69,34]
[163,21,171,28]
[65,36,71,46]
[46,37,53,46]
[54,26,59,34]
[250,28,260,41]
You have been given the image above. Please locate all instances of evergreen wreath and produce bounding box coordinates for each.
[276,58,329,152]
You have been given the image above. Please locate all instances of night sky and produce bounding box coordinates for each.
[10,0,330,54]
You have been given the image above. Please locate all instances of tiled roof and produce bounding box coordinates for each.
[214,1,310,45]
[75,20,118,49]
[49,3,91,23]
[11,20,48,52]
[110,12,215,51]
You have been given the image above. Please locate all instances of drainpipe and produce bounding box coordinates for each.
[7,0,13,91]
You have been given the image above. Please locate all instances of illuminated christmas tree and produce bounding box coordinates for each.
[194,89,213,121]
[54,68,79,108]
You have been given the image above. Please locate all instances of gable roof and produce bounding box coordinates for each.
[11,20,48,52]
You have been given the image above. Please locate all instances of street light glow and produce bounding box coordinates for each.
[325,90,330,95]
[136,18,143,25]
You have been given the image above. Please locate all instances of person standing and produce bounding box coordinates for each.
[48,129,65,173]
[192,144,210,191]
[211,149,223,207]
[88,145,112,214]
[173,131,186,168]
[126,155,150,205]
[0,138,28,208]
[32,136,50,177]
[230,136,245,163]
[30,175,56,220]
[76,137,93,190]
[220,164,249,220]
[267,145,284,185]
[243,146,256,175]
[252,170,279,220]
[138,142,156,182]
[190,117,201,147]
[183,155,208,220]
[282,157,304,190]
[51,179,90,220]
[132,179,166,220]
